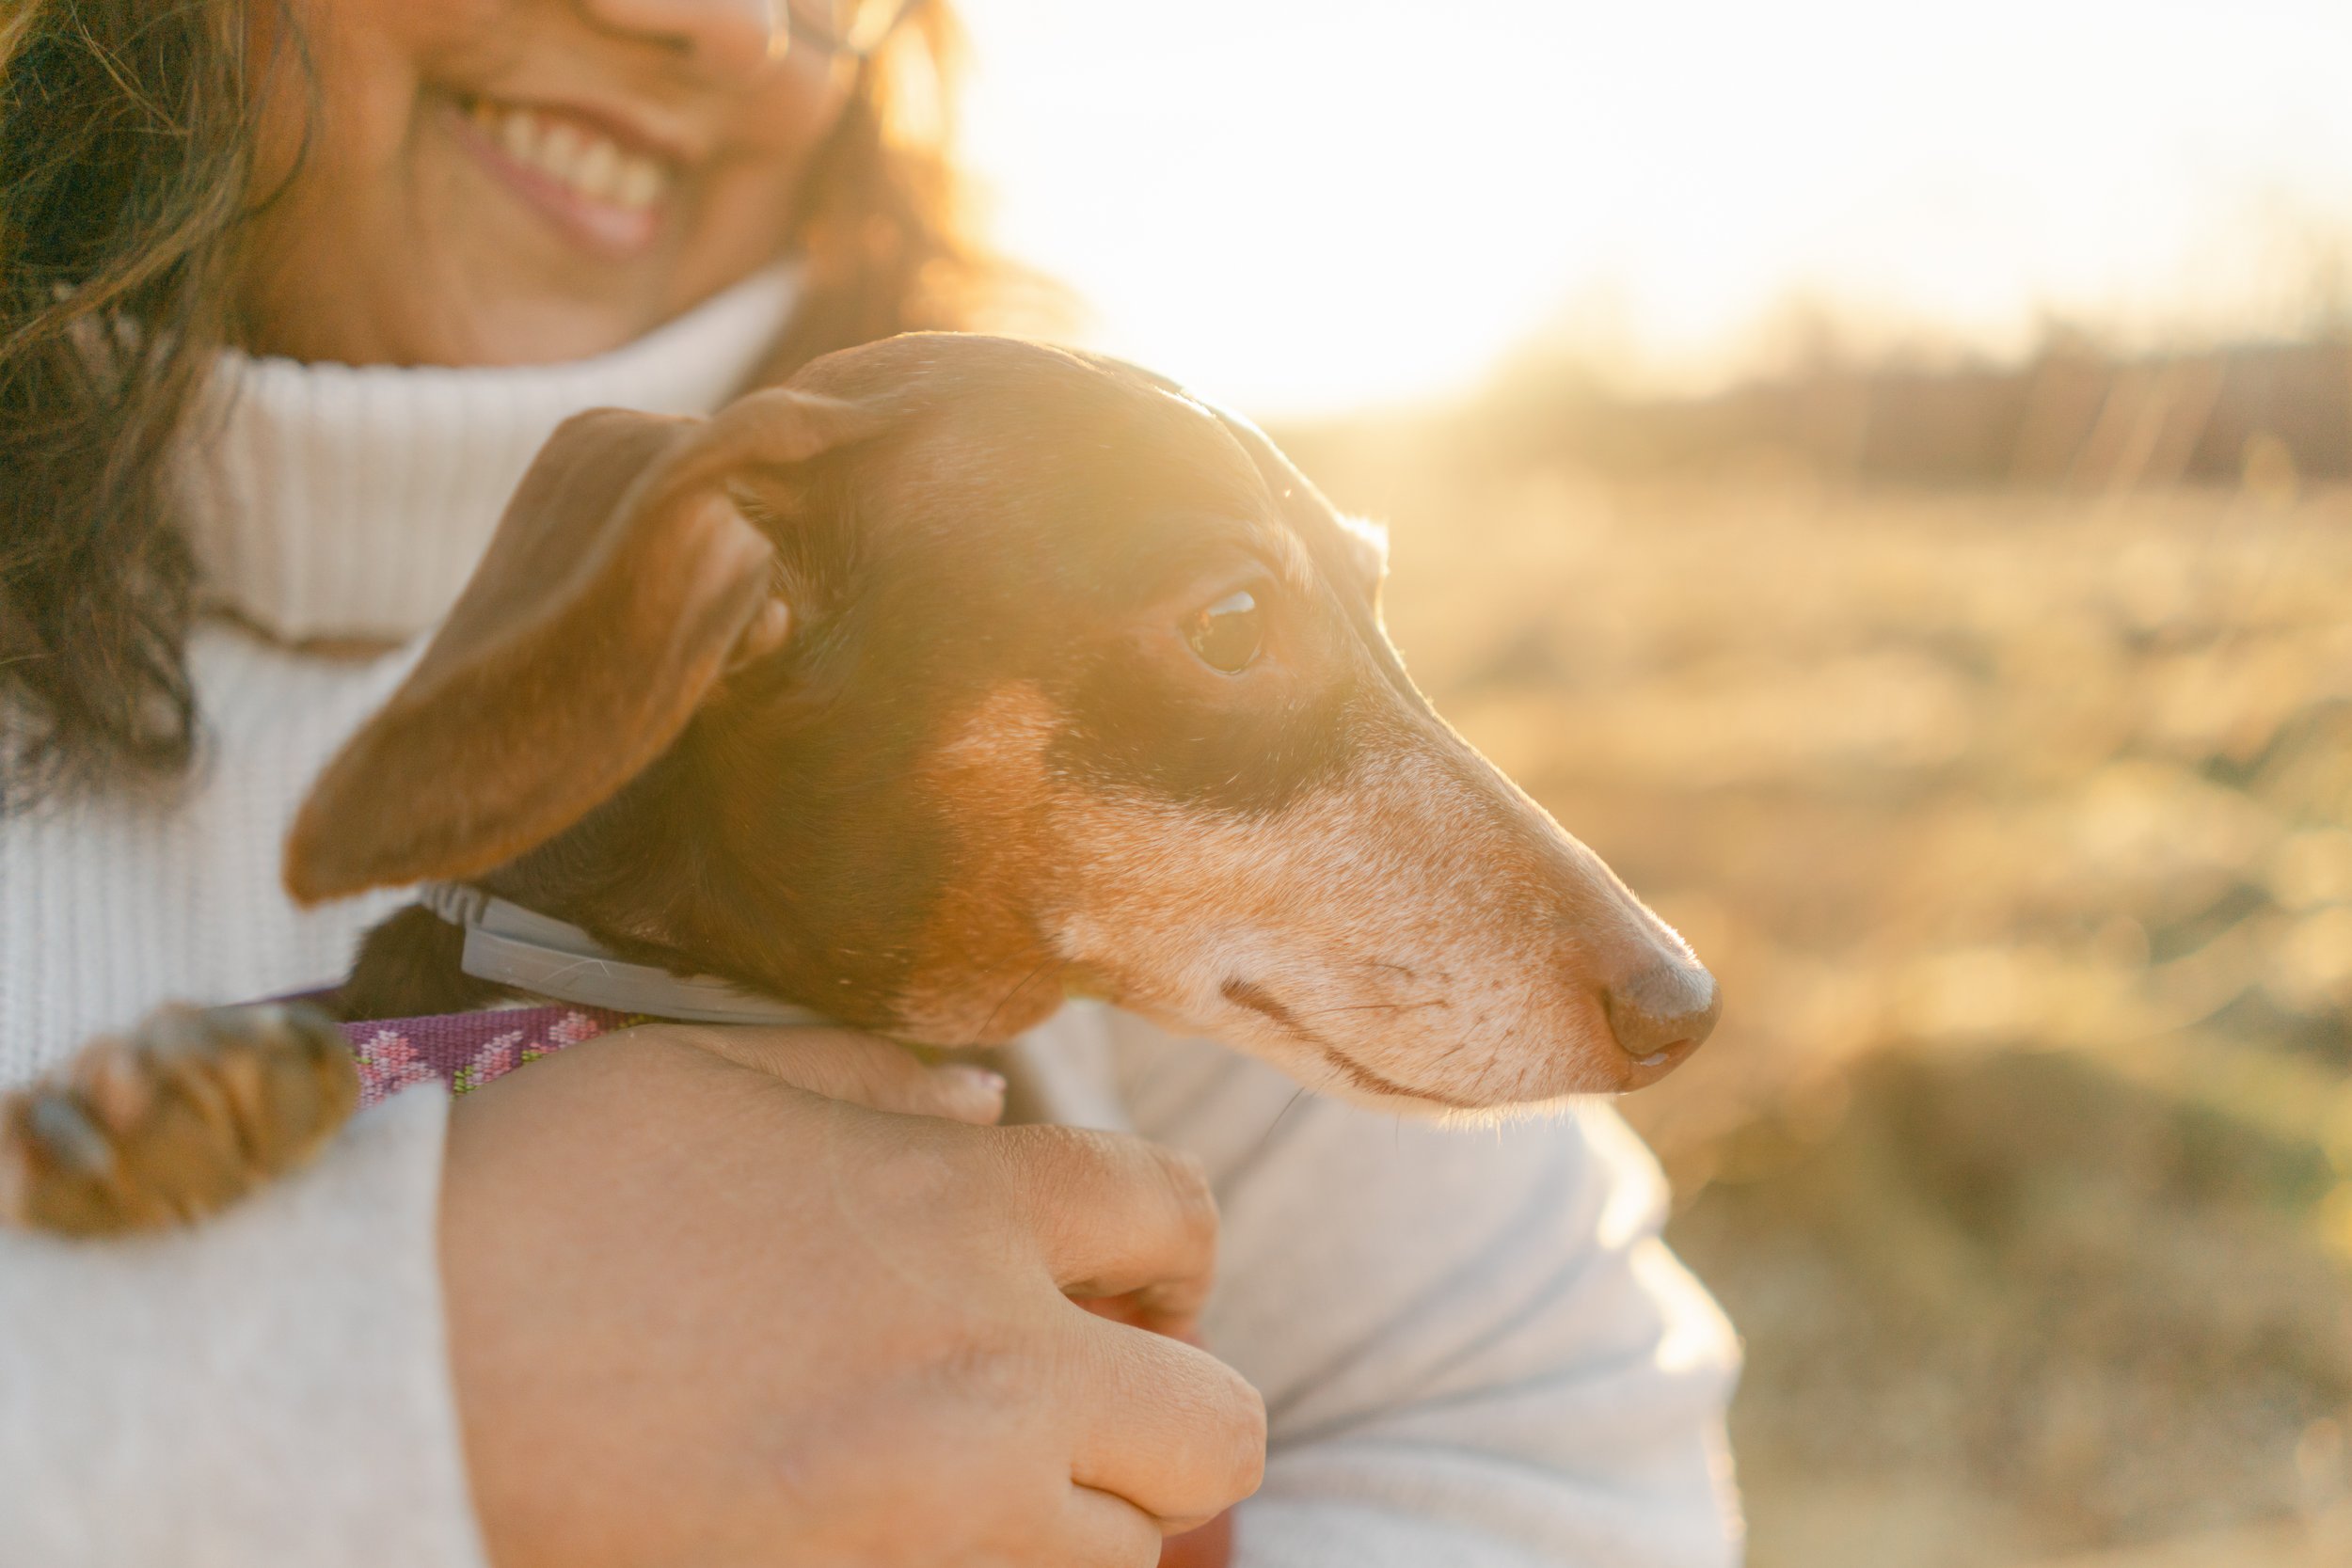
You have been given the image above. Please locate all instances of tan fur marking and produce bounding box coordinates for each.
[898,684,1696,1107]
[890,685,1071,1045]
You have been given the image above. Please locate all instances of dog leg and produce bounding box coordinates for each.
[0,1003,358,1237]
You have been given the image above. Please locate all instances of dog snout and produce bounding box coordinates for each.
[1599,958,1721,1090]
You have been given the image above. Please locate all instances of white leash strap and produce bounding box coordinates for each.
[419,882,834,1026]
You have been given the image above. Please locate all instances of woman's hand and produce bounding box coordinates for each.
[439,1025,1263,1568]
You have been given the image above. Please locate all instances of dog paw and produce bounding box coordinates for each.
[0,1003,359,1237]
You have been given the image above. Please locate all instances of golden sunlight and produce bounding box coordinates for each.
[959,0,2352,415]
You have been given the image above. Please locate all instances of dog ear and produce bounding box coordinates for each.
[284,388,879,904]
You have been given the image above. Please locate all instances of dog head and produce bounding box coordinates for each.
[288,334,1716,1109]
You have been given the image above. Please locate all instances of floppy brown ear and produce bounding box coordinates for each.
[284,388,877,904]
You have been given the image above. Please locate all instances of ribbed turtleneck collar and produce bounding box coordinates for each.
[180,264,800,644]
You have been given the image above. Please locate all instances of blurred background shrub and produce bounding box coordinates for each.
[1275,380,2352,1568]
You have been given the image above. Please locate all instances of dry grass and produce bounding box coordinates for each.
[1279,418,2352,1568]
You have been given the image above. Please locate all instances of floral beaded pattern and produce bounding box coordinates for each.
[341,1006,644,1107]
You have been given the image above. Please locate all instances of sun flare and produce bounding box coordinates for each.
[960,0,2352,417]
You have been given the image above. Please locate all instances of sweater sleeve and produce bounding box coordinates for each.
[1109,1017,1745,1568]
[0,1085,488,1568]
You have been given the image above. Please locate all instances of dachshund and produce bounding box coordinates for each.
[1,333,1719,1237]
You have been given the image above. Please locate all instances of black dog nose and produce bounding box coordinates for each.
[1602,959,1722,1068]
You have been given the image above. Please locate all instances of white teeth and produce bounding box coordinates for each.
[614,156,663,209]
[573,137,618,201]
[499,107,535,164]
[469,99,670,214]
[539,120,585,182]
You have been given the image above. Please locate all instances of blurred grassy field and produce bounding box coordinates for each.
[1275,415,2352,1568]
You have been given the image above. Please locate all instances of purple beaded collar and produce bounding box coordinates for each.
[338,884,832,1108]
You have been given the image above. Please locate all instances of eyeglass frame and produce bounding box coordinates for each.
[778,0,921,60]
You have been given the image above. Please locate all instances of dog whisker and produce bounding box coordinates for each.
[966,958,1053,1050]
[1244,1085,1310,1171]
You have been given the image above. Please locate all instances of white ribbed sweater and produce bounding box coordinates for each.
[0,277,1742,1567]
[2,265,799,1070]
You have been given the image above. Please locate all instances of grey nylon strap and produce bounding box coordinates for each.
[419,881,834,1026]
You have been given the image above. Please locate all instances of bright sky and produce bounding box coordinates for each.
[955,0,2352,418]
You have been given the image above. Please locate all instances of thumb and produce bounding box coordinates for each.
[649,1023,1008,1125]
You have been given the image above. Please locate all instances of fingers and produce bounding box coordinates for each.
[1061,1315,1266,1531]
[654,1024,1008,1126]
[997,1129,1254,1526]
[1046,1485,1164,1568]
[1158,1513,1237,1568]
[993,1125,1220,1333]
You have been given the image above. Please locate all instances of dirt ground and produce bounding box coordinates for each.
[1278,417,2352,1568]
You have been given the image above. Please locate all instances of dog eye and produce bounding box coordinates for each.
[1186,589,1263,673]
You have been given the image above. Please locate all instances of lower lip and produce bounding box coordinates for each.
[443,102,664,260]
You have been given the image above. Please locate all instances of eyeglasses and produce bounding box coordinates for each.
[774,0,920,59]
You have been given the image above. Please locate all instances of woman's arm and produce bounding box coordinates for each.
[1,1024,1266,1568]
[1110,1016,1744,1568]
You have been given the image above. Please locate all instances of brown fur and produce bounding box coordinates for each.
[0,1005,357,1233]
[306,334,1719,1106]
[4,333,1720,1239]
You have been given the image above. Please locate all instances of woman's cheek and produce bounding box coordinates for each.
[230,0,845,368]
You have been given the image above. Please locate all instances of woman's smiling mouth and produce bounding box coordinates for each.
[449,96,676,258]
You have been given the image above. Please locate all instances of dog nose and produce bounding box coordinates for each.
[1601,958,1721,1085]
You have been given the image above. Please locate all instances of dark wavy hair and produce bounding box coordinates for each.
[0,0,997,803]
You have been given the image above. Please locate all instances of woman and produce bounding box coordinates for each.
[0,3,1742,1564]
